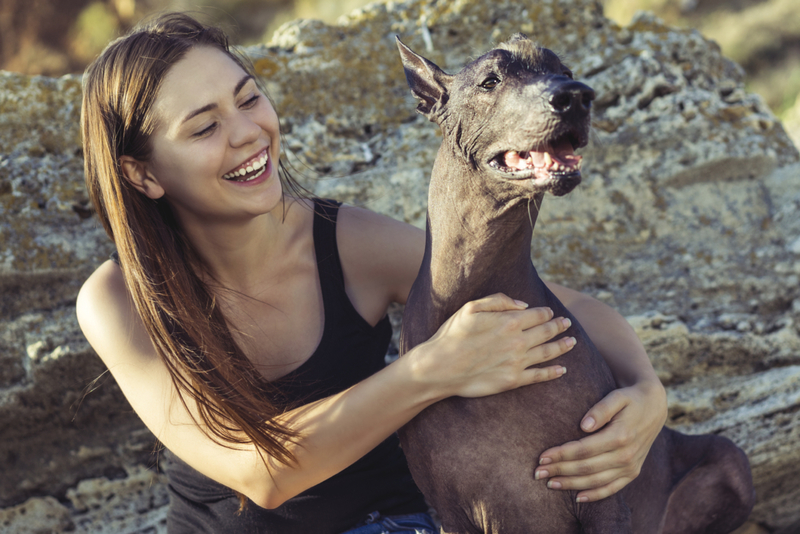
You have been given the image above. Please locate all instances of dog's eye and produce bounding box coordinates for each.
[563,69,574,79]
[480,76,500,89]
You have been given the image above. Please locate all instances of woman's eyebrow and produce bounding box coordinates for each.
[180,74,255,125]
[233,74,254,96]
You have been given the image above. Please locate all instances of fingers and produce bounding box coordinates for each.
[464,293,530,313]
[578,389,629,433]
[438,295,577,396]
[519,364,567,386]
[535,451,641,503]
[574,478,632,503]
[538,392,629,464]
[537,426,633,476]
[517,337,575,388]
[532,387,662,502]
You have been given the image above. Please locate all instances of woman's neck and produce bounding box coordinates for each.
[177,196,305,296]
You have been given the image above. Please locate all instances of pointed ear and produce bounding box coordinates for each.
[396,37,451,119]
[119,156,165,200]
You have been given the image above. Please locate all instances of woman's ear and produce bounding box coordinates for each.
[120,156,165,200]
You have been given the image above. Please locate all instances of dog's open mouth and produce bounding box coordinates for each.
[489,135,582,182]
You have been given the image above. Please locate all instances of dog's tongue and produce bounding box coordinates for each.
[504,138,581,171]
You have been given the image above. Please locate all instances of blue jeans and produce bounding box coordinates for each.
[340,511,438,534]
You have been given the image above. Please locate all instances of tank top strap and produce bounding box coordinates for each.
[313,198,345,287]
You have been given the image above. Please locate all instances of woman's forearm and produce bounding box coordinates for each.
[256,295,574,507]
[264,346,440,506]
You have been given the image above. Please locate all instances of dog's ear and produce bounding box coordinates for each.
[396,37,451,119]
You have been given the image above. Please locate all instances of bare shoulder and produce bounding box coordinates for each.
[76,260,157,367]
[543,280,589,309]
[337,205,423,250]
[336,205,425,305]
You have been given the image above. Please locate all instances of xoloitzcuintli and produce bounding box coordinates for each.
[396,35,756,534]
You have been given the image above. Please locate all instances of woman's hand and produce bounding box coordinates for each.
[534,379,667,502]
[411,293,576,401]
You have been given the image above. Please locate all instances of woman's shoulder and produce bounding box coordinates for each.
[336,203,425,306]
[76,259,157,366]
[77,259,128,315]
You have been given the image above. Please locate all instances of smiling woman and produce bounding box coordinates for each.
[76,11,669,534]
[118,46,284,228]
[79,13,307,494]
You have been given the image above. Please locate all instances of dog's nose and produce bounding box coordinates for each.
[548,81,595,115]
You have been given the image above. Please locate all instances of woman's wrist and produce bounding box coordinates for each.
[392,342,453,407]
[630,377,668,424]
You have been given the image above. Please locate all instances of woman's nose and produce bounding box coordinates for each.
[229,111,261,147]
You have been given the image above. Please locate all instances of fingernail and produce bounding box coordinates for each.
[547,480,561,489]
[514,300,529,308]
[582,417,595,431]
[577,496,588,503]
[539,457,552,465]
[561,318,572,328]
[560,366,567,375]
[535,470,548,480]
[565,337,576,348]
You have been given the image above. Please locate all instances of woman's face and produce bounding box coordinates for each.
[137,46,283,226]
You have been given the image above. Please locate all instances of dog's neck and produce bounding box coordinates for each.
[422,146,545,318]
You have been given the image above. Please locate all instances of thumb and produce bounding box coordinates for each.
[468,293,529,313]
[581,390,627,433]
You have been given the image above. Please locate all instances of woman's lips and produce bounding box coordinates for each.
[222,148,269,181]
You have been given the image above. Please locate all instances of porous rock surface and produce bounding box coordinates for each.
[1,0,798,531]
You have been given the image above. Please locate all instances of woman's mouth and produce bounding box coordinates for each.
[222,149,270,182]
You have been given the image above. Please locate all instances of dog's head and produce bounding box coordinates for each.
[397,35,594,197]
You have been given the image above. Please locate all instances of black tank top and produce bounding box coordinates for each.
[162,199,427,533]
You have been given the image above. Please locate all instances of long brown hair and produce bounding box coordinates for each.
[81,13,306,485]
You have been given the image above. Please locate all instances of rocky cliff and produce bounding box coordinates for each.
[1,0,799,532]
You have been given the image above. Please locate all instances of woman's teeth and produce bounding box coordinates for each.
[223,153,269,181]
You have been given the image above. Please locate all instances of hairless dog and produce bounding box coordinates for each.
[396,35,756,534]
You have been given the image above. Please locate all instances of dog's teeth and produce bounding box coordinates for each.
[543,152,554,168]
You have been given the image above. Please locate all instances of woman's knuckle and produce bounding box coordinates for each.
[503,374,519,390]
[576,462,592,476]
[620,447,637,465]
[547,320,561,336]
[613,433,630,449]
[534,308,549,323]
[507,317,523,332]
[552,340,568,356]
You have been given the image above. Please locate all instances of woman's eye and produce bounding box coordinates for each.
[193,123,217,138]
[242,94,260,108]
[480,76,500,89]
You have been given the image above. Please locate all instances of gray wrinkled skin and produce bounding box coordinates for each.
[397,35,755,534]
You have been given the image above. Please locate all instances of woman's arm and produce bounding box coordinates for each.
[536,282,668,503]
[77,261,574,509]
[336,208,664,503]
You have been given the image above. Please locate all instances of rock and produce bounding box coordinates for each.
[0,496,74,534]
[0,467,168,534]
[1,0,799,530]
[65,466,168,534]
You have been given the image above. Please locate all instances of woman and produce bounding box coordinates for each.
[76,13,667,534]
